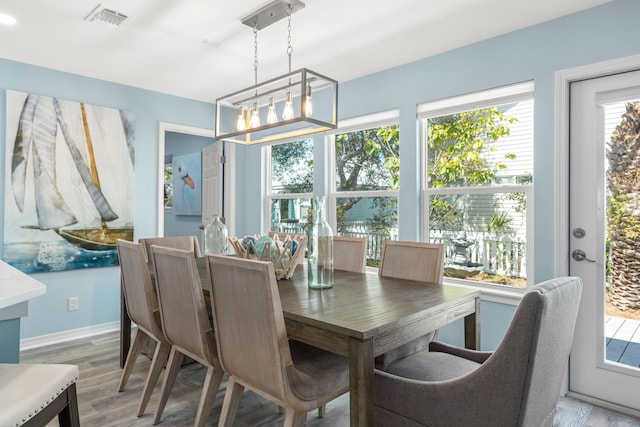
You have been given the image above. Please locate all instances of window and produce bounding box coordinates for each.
[266,139,313,234]
[164,162,173,208]
[420,83,534,288]
[329,111,400,266]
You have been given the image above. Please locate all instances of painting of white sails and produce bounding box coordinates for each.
[3,91,135,273]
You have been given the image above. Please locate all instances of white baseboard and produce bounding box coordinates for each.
[20,321,120,351]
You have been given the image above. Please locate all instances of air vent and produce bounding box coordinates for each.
[84,4,128,26]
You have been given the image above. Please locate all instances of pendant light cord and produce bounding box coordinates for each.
[253,23,259,87]
[287,3,293,74]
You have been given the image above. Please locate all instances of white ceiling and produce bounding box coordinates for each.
[0,0,612,103]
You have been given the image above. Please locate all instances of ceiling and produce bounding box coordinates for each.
[0,0,613,103]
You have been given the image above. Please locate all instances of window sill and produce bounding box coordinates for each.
[365,267,525,305]
[443,277,525,305]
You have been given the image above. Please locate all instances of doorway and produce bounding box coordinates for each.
[157,122,233,245]
[565,66,640,413]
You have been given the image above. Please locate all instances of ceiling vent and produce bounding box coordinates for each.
[84,4,128,26]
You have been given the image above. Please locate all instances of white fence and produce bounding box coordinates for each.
[271,220,526,278]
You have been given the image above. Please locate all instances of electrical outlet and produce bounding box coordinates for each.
[68,297,79,311]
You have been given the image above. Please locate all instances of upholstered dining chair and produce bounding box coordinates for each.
[333,236,367,273]
[139,235,201,275]
[376,240,445,369]
[206,255,350,427]
[0,363,79,427]
[150,246,224,427]
[116,239,171,417]
[374,276,583,427]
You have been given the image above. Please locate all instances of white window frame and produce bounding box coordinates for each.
[419,82,534,290]
[327,109,400,237]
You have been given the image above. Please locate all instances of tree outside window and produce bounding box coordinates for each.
[423,89,533,288]
[268,139,313,234]
[333,124,400,266]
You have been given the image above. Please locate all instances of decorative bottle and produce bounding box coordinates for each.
[307,197,333,289]
[204,215,228,255]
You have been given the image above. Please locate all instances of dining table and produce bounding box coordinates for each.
[120,257,480,427]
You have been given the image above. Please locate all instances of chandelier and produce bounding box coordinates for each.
[215,0,338,145]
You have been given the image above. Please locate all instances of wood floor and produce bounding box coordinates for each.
[606,316,640,367]
[20,330,640,427]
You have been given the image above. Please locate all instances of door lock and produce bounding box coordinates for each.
[572,250,596,263]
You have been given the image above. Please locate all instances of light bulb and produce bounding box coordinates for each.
[249,104,260,128]
[282,92,294,120]
[236,108,246,131]
[304,84,312,117]
[267,98,278,124]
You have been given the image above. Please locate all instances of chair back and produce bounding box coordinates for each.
[379,240,444,283]
[333,236,367,273]
[116,239,163,339]
[140,235,201,273]
[151,245,217,364]
[514,277,583,425]
[479,277,583,425]
[207,255,291,402]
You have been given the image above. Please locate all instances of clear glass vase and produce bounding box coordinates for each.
[204,215,228,255]
[307,197,333,289]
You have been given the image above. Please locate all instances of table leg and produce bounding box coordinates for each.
[464,297,481,350]
[120,276,131,369]
[348,337,374,427]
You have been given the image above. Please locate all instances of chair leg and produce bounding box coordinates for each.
[284,409,307,427]
[118,329,146,391]
[218,376,245,427]
[57,383,80,427]
[193,366,224,427]
[137,341,171,416]
[317,404,326,417]
[152,347,184,425]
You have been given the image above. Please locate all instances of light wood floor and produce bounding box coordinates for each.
[20,330,640,427]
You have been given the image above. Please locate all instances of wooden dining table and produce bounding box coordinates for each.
[120,258,480,427]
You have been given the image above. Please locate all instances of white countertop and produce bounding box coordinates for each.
[0,260,47,310]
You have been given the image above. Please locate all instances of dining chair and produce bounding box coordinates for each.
[378,239,444,283]
[333,236,367,273]
[150,245,224,427]
[374,276,583,427]
[116,239,171,417]
[139,235,202,276]
[139,235,210,313]
[376,240,445,369]
[206,255,350,427]
[0,363,79,427]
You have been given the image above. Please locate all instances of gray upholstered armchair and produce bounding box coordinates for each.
[374,276,583,427]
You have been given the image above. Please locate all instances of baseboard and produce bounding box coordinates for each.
[20,321,120,351]
[565,391,640,419]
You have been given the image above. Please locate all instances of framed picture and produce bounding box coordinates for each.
[3,91,135,273]
[172,151,202,216]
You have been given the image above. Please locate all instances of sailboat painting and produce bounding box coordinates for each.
[3,91,135,274]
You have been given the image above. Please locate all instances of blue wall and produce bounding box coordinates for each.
[2,0,639,347]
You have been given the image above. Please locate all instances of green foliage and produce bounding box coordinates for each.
[427,108,518,231]
[271,139,314,193]
[335,125,400,191]
[427,107,516,188]
[164,164,173,207]
[488,211,515,234]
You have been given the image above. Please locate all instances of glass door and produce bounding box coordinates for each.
[569,70,640,411]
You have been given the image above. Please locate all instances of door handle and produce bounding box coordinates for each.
[572,250,596,263]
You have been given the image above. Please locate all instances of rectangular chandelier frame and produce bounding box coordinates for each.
[215,68,338,145]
